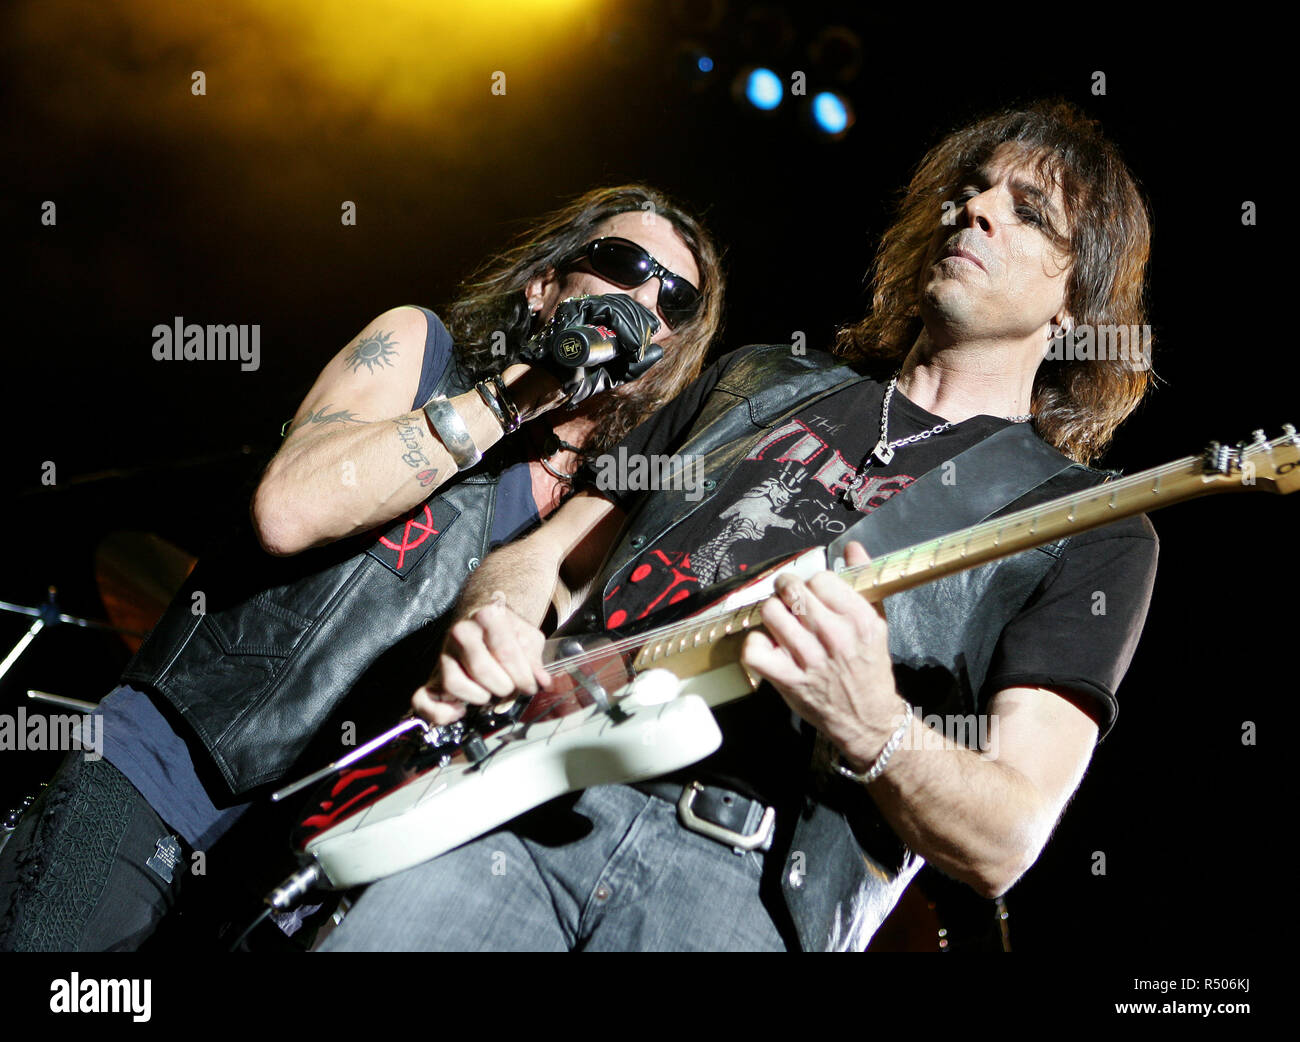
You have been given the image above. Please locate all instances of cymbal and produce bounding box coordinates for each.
[95,531,197,652]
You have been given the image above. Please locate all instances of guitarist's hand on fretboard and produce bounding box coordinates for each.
[739,540,907,772]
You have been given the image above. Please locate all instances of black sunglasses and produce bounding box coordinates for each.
[562,236,702,330]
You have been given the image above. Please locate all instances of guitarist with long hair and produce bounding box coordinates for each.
[321,101,1161,952]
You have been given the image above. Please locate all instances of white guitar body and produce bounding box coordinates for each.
[302,548,830,889]
[303,671,729,887]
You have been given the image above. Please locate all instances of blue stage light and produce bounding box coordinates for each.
[745,68,783,110]
[812,91,849,134]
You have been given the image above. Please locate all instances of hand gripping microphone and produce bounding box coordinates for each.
[520,294,663,407]
[548,322,622,369]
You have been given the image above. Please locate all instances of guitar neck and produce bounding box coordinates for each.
[630,451,1231,678]
[846,451,1218,599]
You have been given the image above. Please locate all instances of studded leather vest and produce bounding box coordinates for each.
[567,345,1116,951]
[121,362,502,795]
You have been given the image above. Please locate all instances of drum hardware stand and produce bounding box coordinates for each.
[0,585,146,687]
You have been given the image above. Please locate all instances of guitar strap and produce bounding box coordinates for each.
[826,422,1078,567]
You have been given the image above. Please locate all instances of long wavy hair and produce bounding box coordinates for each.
[835,100,1153,464]
[445,185,724,456]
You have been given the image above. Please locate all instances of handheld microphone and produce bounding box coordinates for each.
[547,323,621,369]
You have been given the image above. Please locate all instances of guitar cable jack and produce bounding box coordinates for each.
[266,863,323,912]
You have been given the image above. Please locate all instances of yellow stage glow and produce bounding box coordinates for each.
[15,0,608,134]
[248,0,602,120]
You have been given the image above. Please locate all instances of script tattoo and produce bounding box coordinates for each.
[393,415,436,480]
[345,330,400,374]
[283,403,362,437]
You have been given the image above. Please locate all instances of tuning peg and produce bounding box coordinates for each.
[1284,423,1298,443]
[1202,441,1232,474]
[1252,429,1268,445]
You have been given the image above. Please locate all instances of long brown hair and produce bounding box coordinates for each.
[445,185,724,456]
[835,100,1152,464]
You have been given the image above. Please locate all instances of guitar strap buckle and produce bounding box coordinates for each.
[676,781,776,854]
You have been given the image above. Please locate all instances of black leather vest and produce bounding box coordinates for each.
[122,363,503,795]
[569,345,1115,951]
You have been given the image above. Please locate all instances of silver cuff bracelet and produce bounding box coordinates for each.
[422,395,481,472]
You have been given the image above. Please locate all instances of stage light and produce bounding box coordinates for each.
[743,67,783,110]
[672,41,715,89]
[66,0,603,131]
[811,91,853,137]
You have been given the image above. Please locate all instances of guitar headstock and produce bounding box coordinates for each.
[1200,425,1300,494]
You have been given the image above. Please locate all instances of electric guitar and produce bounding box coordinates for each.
[280,429,1300,892]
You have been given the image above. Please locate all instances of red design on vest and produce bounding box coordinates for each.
[377,505,439,571]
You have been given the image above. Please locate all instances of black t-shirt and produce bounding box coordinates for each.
[587,351,1158,741]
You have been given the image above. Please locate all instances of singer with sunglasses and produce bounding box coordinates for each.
[0,185,724,952]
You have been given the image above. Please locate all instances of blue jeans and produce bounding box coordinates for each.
[321,784,791,951]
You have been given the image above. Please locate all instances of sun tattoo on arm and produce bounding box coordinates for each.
[345,330,400,374]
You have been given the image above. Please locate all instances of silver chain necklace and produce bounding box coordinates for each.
[868,376,950,466]
[849,373,1032,509]
[869,371,1032,465]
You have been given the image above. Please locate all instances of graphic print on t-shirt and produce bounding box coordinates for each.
[747,414,919,526]
[690,475,799,585]
[604,400,939,629]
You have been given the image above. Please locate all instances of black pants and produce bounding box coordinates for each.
[0,754,185,951]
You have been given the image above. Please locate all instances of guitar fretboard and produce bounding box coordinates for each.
[630,448,1243,674]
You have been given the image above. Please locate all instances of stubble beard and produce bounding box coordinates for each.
[919,273,982,349]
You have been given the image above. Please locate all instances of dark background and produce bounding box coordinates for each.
[1,1,1283,957]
